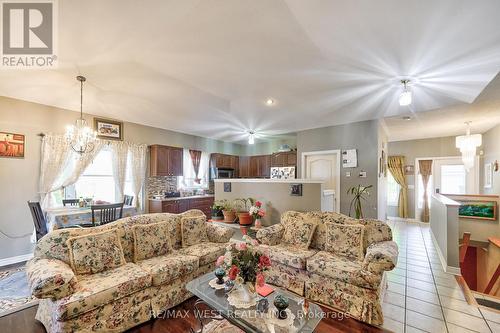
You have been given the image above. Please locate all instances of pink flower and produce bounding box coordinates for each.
[237,242,247,251]
[216,255,225,267]
[259,255,271,268]
[255,201,262,208]
[258,209,265,217]
[256,273,265,287]
[228,265,239,280]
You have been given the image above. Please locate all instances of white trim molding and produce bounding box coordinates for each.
[430,229,461,275]
[0,253,34,267]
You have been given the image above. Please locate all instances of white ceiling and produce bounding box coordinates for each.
[0,0,499,144]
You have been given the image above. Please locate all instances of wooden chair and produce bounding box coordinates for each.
[123,195,134,206]
[62,199,80,206]
[27,201,48,241]
[91,202,124,226]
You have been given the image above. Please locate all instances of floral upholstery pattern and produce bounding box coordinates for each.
[282,217,318,249]
[136,253,199,286]
[256,223,284,246]
[67,229,126,275]
[181,216,209,247]
[206,223,234,243]
[259,244,317,270]
[177,242,226,266]
[26,258,76,299]
[325,222,365,260]
[306,251,381,289]
[263,262,309,296]
[363,241,398,274]
[54,263,151,321]
[359,218,393,249]
[132,222,172,262]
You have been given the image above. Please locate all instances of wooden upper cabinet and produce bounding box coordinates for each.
[211,153,239,169]
[249,155,271,178]
[271,151,296,167]
[150,145,183,176]
[239,156,250,178]
[286,151,297,166]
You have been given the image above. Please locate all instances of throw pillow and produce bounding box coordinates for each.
[132,221,172,262]
[325,222,365,260]
[67,229,125,274]
[181,216,209,247]
[282,217,318,249]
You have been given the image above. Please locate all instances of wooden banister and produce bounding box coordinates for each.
[459,232,471,264]
[484,263,500,295]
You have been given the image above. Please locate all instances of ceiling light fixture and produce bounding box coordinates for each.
[402,116,412,121]
[65,75,97,154]
[456,122,482,172]
[248,131,255,145]
[399,79,412,106]
[265,98,274,106]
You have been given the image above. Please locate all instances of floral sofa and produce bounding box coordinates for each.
[26,210,234,333]
[256,211,398,326]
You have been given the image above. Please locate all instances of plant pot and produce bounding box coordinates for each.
[211,208,224,220]
[222,210,236,223]
[238,212,253,225]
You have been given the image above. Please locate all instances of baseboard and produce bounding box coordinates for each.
[0,253,33,267]
[429,230,461,276]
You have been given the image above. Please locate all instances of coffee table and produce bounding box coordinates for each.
[186,272,323,333]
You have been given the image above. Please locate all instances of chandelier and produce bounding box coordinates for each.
[65,76,97,154]
[456,122,482,172]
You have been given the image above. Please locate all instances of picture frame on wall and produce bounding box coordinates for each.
[458,200,497,220]
[404,165,415,175]
[94,118,123,140]
[0,132,25,158]
[484,163,493,188]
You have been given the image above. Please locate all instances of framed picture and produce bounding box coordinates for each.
[290,183,303,196]
[94,118,123,140]
[458,200,497,220]
[404,165,414,175]
[484,163,492,188]
[0,132,25,158]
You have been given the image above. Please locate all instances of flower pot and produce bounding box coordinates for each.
[254,218,262,229]
[222,210,236,223]
[211,207,224,221]
[238,212,253,225]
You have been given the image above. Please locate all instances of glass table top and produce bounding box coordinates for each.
[186,272,323,333]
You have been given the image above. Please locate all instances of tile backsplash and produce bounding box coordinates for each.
[147,176,178,197]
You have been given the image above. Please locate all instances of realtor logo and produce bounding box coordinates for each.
[1,0,57,68]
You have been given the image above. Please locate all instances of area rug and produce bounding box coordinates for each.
[203,319,244,333]
[0,265,38,317]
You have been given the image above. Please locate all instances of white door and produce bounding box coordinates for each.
[303,152,340,212]
[433,158,478,195]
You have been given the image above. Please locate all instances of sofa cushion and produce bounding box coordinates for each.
[306,251,381,289]
[135,253,199,286]
[261,244,318,270]
[282,217,318,249]
[54,263,151,321]
[325,222,365,260]
[181,216,209,247]
[67,229,126,275]
[132,221,172,262]
[177,242,226,266]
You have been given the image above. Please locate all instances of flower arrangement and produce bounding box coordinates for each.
[249,200,265,220]
[216,235,271,287]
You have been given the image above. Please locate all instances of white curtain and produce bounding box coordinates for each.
[111,141,129,202]
[180,149,209,188]
[129,143,147,211]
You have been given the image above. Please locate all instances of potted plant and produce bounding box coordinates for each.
[249,200,265,228]
[211,201,224,221]
[234,198,255,225]
[347,184,373,219]
[220,199,236,223]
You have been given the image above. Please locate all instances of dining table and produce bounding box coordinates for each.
[44,205,138,231]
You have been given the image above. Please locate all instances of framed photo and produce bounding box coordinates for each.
[290,183,303,196]
[94,118,123,140]
[404,165,415,175]
[458,200,497,221]
[484,163,492,188]
[0,132,25,158]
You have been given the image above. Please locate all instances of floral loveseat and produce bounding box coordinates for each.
[26,210,233,333]
[256,211,398,326]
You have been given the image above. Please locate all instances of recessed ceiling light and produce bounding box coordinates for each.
[265,98,274,106]
[402,116,412,121]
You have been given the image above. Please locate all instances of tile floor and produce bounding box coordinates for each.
[380,220,499,333]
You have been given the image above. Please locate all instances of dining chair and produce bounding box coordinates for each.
[27,201,48,241]
[123,195,134,206]
[62,198,80,206]
[91,202,124,226]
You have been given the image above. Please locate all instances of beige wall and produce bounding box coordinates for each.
[240,136,296,156]
[214,180,322,225]
[480,124,500,195]
[0,96,242,260]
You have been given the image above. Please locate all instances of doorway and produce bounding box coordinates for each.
[301,150,341,213]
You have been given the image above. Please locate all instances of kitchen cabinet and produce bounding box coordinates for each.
[271,151,296,167]
[148,196,214,217]
[249,155,271,178]
[210,153,239,170]
[238,156,251,178]
[150,145,183,176]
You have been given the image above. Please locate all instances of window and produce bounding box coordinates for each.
[178,149,210,189]
[440,164,466,194]
[417,174,433,209]
[387,172,400,206]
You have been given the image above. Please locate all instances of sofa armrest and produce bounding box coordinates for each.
[206,223,234,243]
[256,224,284,246]
[26,258,77,299]
[363,241,398,274]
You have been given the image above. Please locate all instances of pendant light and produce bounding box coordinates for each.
[399,79,412,106]
[456,122,482,172]
[65,76,97,154]
[248,131,255,145]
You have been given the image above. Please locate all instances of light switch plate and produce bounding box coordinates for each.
[359,171,367,178]
[346,172,351,177]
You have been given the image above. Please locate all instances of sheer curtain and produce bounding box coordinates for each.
[111,141,129,202]
[129,143,147,211]
[180,149,209,188]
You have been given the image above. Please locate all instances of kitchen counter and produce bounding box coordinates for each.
[213,178,324,183]
[149,194,214,202]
